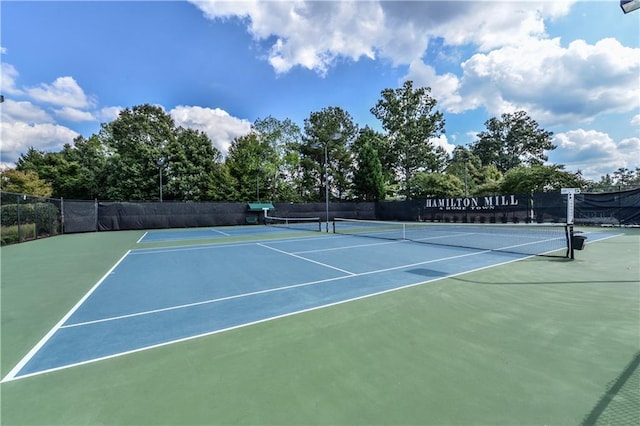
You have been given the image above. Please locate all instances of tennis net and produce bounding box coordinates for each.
[265,215,322,232]
[332,218,571,257]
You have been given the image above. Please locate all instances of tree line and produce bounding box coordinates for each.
[1,80,637,201]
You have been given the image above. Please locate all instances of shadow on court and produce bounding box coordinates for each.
[582,352,640,425]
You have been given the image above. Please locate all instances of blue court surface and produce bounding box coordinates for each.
[2,226,618,382]
[136,224,286,243]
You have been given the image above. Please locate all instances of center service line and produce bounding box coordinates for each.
[256,242,357,276]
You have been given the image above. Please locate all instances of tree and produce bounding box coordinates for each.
[471,110,555,173]
[0,169,53,197]
[251,116,303,201]
[164,128,224,201]
[612,167,635,185]
[207,162,237,201]
[500,165,585,194]
[15,147,85,199]
[100,104,176,200]
[225,133,278,202]
[445,146,483,196]
[471,165,503,196]
[407,172,464,199]
[59,135,108,199]
[352,127,395,184]
[370,80,446,199]
[352,140,385,201]
[299,107,357,201]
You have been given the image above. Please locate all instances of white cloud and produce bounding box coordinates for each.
[189,0,576,75]
[430,134,456,156]
[408,37,640,125]
[1,62,24,96]
[98,106,124,122]
[26,76,95,109]
[0,97,80,165]
[422,1,575,52]
[618,137,640,162]
[256,1,386,75]
[190,0,639,132]
[170,105,251,154]
[631,114,640,126]
[0,121,79,165]
[551,129,640,180]
[0,99,54,124]
[405,60,463,112]
[54,106,95,122]
[0,63,102,166]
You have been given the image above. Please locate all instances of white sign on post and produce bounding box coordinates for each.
[561,188,581,195]
[561,188,580,224]
[567,193,575,224]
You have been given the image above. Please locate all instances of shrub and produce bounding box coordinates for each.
[1,223,36,245]
[0,202,60,235]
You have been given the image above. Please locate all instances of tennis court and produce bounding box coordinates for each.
[1,222,638,425]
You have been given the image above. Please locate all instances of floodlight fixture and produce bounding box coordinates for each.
[621,0,640,14]
[157,157,165,202]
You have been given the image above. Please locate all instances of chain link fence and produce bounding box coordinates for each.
[1,188,637,246]
[1,192,62,245]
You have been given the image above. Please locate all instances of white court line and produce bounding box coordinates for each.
[5,232,623,382]
[136,232,148,244]
[2,248,530,383]
[1,250,132,383]
[129,234,335,255]
[292,239,400,254]
[59,248,488,329]
[61,275,352,329]
[257,243,357,275]
[210,229,231,236]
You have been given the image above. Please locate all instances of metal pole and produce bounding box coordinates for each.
[17,194,21,242]
[157,158,165,202]
[60,197,64,234]
[159,167,163,202]
[325,144,329,232]
[256,171,260,203]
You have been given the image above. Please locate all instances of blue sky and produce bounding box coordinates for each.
[1,0,639,181]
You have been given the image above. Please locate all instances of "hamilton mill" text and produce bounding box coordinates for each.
[424,195,519,211]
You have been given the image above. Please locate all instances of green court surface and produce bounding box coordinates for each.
[1,227,638,425]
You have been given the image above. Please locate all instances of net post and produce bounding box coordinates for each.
[561,188,580,259]
[566,224,574,259]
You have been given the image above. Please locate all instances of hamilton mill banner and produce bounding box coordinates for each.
[424,195,524,212]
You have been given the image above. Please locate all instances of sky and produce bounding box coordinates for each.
[1,0,639,182]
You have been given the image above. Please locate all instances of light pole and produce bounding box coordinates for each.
[157,157,165,202]
[621,0,640,14]
[323,132,342,232]
[256,166,263,203]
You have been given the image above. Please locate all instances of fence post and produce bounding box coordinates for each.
[48,198,52,237]
[60,197,65,234]
[16,194,22,242]
[34,196,39,240]
[94,199,99,232]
